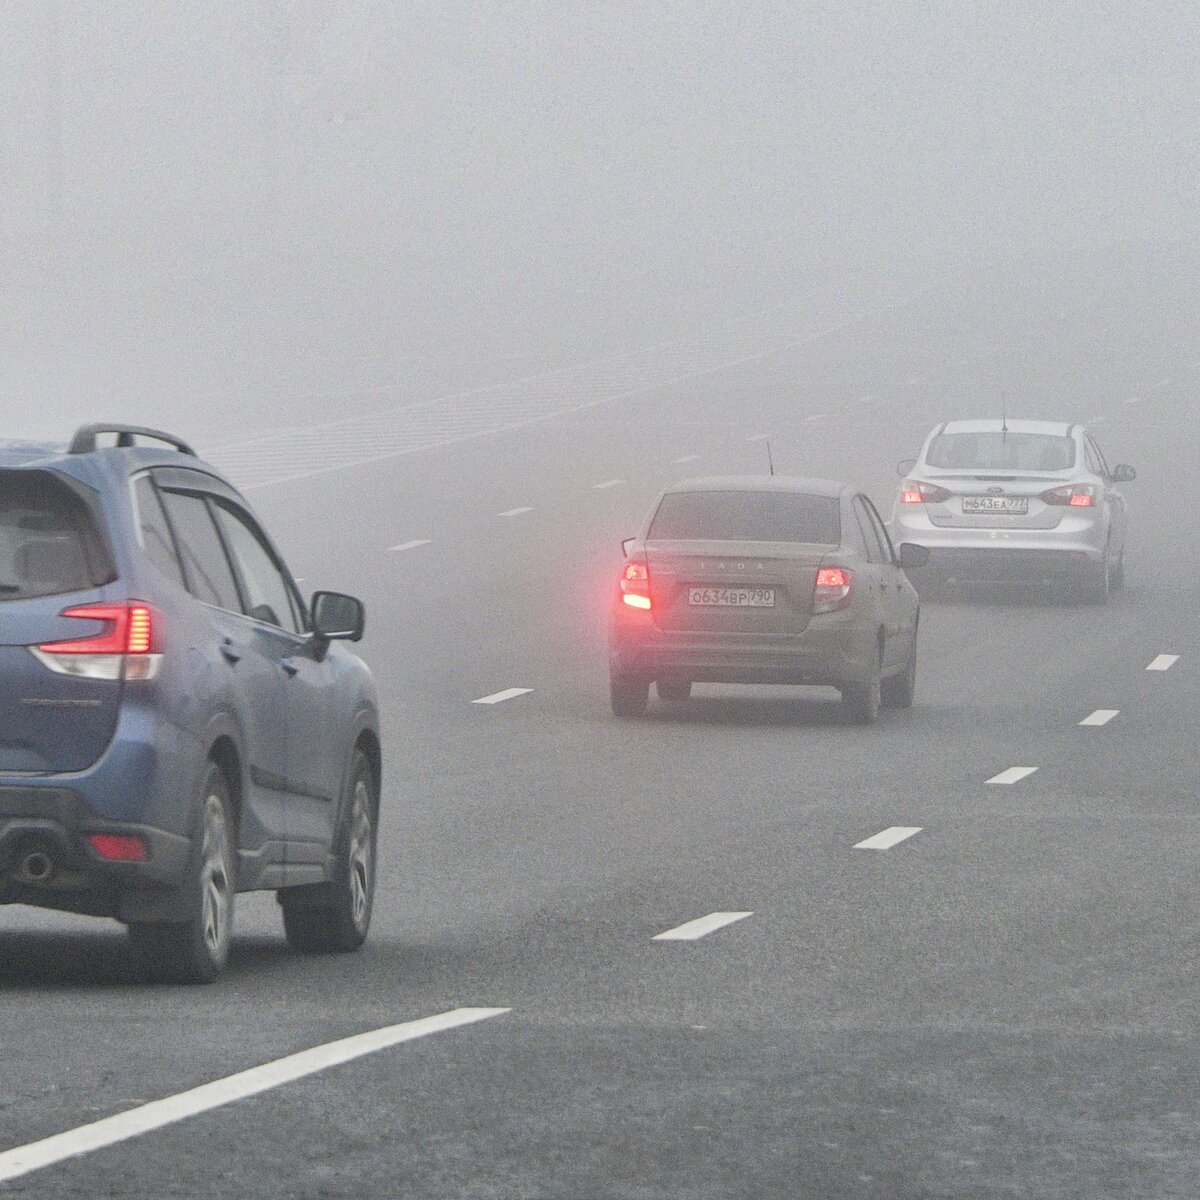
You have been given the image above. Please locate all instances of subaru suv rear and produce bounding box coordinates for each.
[890,419,1136,602]
[0,425,380,982]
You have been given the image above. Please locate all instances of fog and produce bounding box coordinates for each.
[1,2,1197,444]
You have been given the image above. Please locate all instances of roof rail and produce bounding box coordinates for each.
[67,424,197,457]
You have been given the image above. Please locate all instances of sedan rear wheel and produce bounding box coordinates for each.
[842,653,882,725]
[610,674,649,718]
[880,640,917,710]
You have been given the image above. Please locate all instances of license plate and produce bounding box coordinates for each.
[688,587,775,607]
[962,496,1029,515]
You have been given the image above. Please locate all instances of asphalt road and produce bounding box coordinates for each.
[2,247,1199,1198]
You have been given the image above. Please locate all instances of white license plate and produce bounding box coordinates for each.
[688,587,775,607]
[962,496,1029,515]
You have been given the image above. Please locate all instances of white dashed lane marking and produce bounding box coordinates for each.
[673,453,701,464]
[388,539,432,552]
[498,507,533,517]
[652,912,753,942]
[0,1008,510,1186]
[1080,709,1119,726]
[1146,654,1179,671]
[592,478,625,490]
[471,688,533,705]
[746,433,770,442]
[987,766,1039,785]
[853,826,922,850]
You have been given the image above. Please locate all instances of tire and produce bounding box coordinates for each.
[1081,554,1111,605]
[610,674,649,718]
[841,652,882,725]
[656,679,692,703]
[128,763,235,984]
[881,639,917,710]
[281,750,377,954]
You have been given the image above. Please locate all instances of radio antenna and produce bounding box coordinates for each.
[765,439,775,476]
[1001,391,1009,437]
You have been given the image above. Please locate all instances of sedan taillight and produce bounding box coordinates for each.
[619,558,652,610]
[32,601,163,680]
[812,566,853,614]
[1042,484,1097,507]
[899,480,952,504]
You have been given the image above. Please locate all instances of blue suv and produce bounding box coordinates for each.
[0,425,380,982]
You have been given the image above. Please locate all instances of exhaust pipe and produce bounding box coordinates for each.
[16,850,55,885]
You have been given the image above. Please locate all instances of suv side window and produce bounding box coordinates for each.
[132,476,186,587]
[211,500,303,635]
[158,490,242,611]
[862,496,897,564]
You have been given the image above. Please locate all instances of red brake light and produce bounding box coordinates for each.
[1042,484,1097,507]
[88,834,149,862]
[32,602,162,680]
[40,602,160,654]
[900,480,951,504]
[619,557,652,610]
[813,565,853,613]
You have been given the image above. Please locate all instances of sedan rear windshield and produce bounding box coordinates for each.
[648,491,840,544]
[0,471,115,601]
[926,432,1076,471]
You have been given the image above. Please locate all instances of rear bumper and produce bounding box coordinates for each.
[0,785,191,920]
[610,611,864,687]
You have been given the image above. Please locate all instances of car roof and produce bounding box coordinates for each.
[664,474,848,498]
[934,418,1076,437]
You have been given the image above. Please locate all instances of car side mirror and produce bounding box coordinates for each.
[311,591,365,643]
[898,543,931,570]
[897,458,917,476]
[1111,464,1137,482]
[621,537,636,557]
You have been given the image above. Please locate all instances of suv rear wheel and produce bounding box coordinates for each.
[610,673,649,718]
[280,750,376,953]
[128,762,235,984]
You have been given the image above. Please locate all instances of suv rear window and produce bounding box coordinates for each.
[925,432,1076,471]
[648,491,840,544]
[0,470,116,600]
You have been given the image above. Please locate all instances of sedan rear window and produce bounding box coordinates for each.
[648,491,840,543]
[926,432,1076,471]
[0,470,116,600]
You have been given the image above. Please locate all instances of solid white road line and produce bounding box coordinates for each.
[472,687,533,705]
[498,507,533,517]
[653,912,753,942]
[592,478,625,490]
[0,1008,510,1186]
[388,539,432,552]
[853,826,922,850]
[1079,709,1119,726]
[987,766,1039,785]
[1146,654,1179,671]
[673,453,701,463]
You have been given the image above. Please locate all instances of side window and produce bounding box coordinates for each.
[862,497,897,564]
[1086,436,1110,477]
[852,498,884,563]
[158,490,242,611]
[211,501,303,635]
[133,477,186,587]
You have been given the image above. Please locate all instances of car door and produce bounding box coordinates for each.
[865,495,918,651]
[850,496,896,666]
[209,497,339,864]
[154,478,288,856]
[856,496,911,669]
[1086,434,1127,553]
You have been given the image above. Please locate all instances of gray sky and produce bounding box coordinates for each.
[1,2,1197,439]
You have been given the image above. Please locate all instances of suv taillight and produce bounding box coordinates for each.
[32,601,163,680]
[812,566,853,614]
[899,480,952,504]
[1042,483,1097,507]
[619,557,652,610]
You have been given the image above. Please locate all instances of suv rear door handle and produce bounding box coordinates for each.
[219,640,241,664]
[281,657,299,677]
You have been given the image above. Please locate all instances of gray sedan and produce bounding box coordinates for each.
[609,476,924,723]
